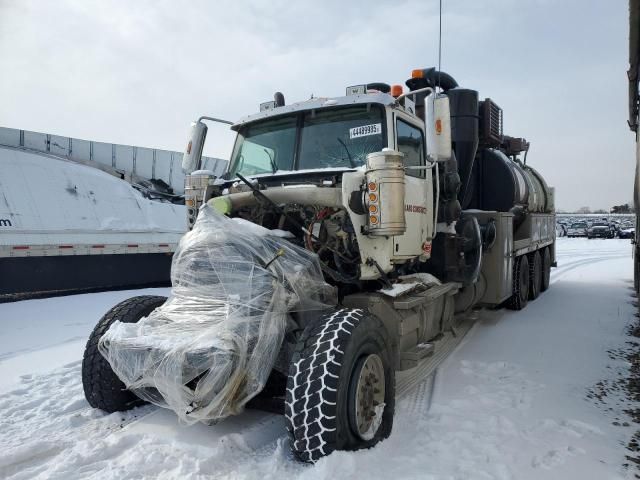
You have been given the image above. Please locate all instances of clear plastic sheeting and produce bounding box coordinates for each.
[99,205,336,424]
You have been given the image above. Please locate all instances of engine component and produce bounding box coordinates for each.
[479,98,503,147]
[185,170,216,228]
[365,149,406,236]
[446,88,479,208]
[436,154,462,225]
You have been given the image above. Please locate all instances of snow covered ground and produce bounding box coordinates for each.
[0,238,637,479]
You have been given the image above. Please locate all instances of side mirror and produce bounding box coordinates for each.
[425,94,452,162]
[182,121,208,174]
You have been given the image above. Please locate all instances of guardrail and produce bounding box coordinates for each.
[0,126,228,195]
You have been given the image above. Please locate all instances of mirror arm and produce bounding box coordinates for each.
[198,116,234,126]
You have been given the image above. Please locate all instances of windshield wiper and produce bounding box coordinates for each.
[337,138,356,168]
[264,148,278,174]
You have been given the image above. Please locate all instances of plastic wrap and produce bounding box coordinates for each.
[99,205,336,423]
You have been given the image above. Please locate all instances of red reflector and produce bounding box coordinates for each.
[13,246,29,250]
[58,245,73,249]
[127,244,138,248]
[158,244,169,247]
[91,245,105,248]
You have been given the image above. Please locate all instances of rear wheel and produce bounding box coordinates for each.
[541,247,551,292]
[82,295,166,412]
[285,308,395,463]
[507,255,529,310]
[528,251,542,300]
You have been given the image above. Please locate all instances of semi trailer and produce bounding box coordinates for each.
[82,67,555,462]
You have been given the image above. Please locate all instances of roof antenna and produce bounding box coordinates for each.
[438,0,443,91]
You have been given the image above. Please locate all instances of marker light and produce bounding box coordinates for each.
[370,215,379,224]
[368,182,377,191]
[411,69,424,79]
[369,193,377,202]
[369,205,378,214]
[391,84,403,97]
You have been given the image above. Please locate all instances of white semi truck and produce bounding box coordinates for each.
[82,67,555,462]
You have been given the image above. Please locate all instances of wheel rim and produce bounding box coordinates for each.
[351,353,386,441]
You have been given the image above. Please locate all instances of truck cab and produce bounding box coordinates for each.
[184,87,444,280]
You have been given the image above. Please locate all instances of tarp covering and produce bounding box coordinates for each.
[99,205,336,423]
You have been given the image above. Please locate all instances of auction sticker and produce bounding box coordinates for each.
[349,123,382,139]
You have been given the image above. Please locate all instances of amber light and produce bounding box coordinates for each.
[368,182,377,191]
[390,84,403,97]
[368,193,377,202]
[411,69,424,79]
[370,216,379,224]
[369,205,378,214]
[185,199,195,207]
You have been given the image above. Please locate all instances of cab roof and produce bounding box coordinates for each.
[232,92,399,130]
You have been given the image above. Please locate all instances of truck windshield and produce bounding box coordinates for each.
[229,105,385,177]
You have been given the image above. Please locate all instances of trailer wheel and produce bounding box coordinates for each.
[541,247,551,292]
[528,251,542,300]
[507,255,529,310]
[82,295,167,413]
[285,308,395,463]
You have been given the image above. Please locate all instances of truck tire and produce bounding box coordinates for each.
[285,308,395,463]
[541,247,551,292]
[507,255,529,310]
[528,251,542,300]
[82,295,167,413]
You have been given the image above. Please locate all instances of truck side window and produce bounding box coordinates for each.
[396,119,425,178]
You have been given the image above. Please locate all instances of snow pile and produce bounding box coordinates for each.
[99,206,336,424]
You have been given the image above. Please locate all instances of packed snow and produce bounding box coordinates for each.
[0,238,638,479]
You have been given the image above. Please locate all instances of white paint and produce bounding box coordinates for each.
[0,147,186,247]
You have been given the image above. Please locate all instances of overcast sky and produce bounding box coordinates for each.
[0,0,633,211]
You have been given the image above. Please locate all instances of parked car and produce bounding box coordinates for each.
[567,222,588,237]
[619,227,635,239]
[587,222,615,239]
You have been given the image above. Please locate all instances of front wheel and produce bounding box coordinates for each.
[285,308,395,463]
[82,295,167,412]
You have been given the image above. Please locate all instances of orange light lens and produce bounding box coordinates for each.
[411,69,424,79]
[370,215,378,224]
[186,140,192,154]
[369,205,378,214]
[369,193,377,202]
[435,119,442,134]
[368,182,377,191]
[390,84,403,97]
[185,199,195,207]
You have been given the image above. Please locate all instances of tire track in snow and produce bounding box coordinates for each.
[551,253,629,285]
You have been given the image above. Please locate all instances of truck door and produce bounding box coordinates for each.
[393,117,433,257]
